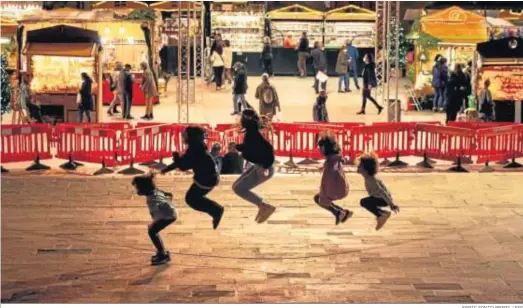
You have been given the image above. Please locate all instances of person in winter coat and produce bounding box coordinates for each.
[313,90,329,122]
[479,79,495,122]
[311,41,327,94]
[431,55,446,112]
[223,40,233,85]
[255,73,280,119]
[296,32,309,77]
[210,45,225,90]
[221,142,244,175]
[314,132,352,225]
[261,36,273,76]
[346,40,360,90]
[119,63,134,120]
[335,44,350,92]
[445,64,468,123]
[141,62,158,120]
[78,72,94,123]
[232,62,248,115]
[357,53,383,115]
[107,62,122,116]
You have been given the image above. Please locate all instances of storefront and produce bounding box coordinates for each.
[211,1,265,75]
[18,6,160,106]
[22,25,102,123]
[324,4,375,76]
[265,4,323,76]
[410,6,488,97]
[476,37,523,123]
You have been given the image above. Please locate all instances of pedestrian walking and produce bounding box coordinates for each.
[335,44,350,92]
[107,62,122,116]
[445,63,468,123]
[231,62,248,115]
[296,32,309,77]
[313,90,329,122]
[223,40,233,85]
[210,44,225,90]
[346,40,360,90]
[119,64,134,119]
[261,36,273,76]
[311,41,327,94]
[78,72,93,123]
[140,62,158,120]
[357,53,383,115]
[255,73,280,119]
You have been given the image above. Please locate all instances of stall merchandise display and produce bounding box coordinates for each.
[212,12,264,52]
[161,17,202,46]
[271,21,323,47]
[31,55,96,93]
[324,22,375,48]
[476,66,523,101]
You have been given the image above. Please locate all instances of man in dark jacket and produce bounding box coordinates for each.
[120,64,134,120]
[232,62,248,115]
[221,142,244,174]
[311,42,327,94]
[296,32,309,77]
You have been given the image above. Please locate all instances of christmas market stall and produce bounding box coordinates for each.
[265,4,323,76]
[211,1,265,75]
[22,25,102,123]
[475,37,523,123]
[18,5,160,106]
[409,6,488,98]
[324,4,376,76]
[0,17,18,71]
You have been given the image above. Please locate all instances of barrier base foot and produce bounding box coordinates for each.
[118,166,144,175]
[150,161,168,171]
[496,159,509,165]
[504,159,522,169]
[26,162,50,171]
[140,160,157,166]
[479,165,495,173]
[297,158,318,165]
[284,161,298,169]
[60,161,78,171]
[388,157,408,168]
[274,159,281,165]
[94,166,115,176]
[380,158,391,166]
[452,157,473,165]
[1,166,8,173]
[448,165,469,173]
[416,160,434,169]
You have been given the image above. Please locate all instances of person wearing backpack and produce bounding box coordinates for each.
[255,73,280,119]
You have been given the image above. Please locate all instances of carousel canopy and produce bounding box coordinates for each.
[421,6,488,43]
[477,37,523,59]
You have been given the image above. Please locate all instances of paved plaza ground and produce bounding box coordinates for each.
[2,173,523,303]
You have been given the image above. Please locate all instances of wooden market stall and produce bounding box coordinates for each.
[22,25,103,123]
[410,6,488,97]
[18,6,160,106]
[266,4,324,76]
[475,37,523,123]
[0,16,18,71]
[324,4,376,76]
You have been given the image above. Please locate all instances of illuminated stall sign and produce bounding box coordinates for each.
[477,66,523,101]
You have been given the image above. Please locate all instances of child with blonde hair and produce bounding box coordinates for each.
[357,152,400,230]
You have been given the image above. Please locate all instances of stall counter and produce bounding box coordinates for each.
[102,71,159,106]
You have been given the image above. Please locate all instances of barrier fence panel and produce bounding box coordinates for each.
[269,123,295,158]
[55,126,119,166]
[292,123,345,159]
[476,125,523,164]
[414,124,476,162]
[350,123,416,161]
[1,124,53,163]
[119,124,173,166]
[447,122,517,130]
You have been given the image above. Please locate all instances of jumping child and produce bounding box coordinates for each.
[161,126,224,229]
[132,171,176,265]
[314,132,353,225]
[357,152,400,230]
[233,109,276,224]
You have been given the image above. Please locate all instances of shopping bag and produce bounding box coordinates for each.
[76,93,81,104]
[316,70,328,83]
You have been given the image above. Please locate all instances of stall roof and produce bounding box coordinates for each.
[18,8,149,23]
[266,4,323,21]
[0,16,18,37]
[26,25,100,44]
[23,42,97,57]
[477,37,523,59]
[421,6,488,43]
[150,1,202,12]
[499,9,523,25]
[486,16,514,27]
[93,1,149,9]
[325,4,375,21]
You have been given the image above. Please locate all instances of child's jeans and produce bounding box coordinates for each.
[185,183,223,218]
[338,73,348,91]
[148,217,176,253]
[233,164,274,206]
[360,196,388,217]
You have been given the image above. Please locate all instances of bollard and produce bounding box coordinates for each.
[26,154,50,171]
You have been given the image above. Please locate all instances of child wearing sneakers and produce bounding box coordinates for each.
[357,152,400,230]
[161,126,224,229]
[132,171,177,265]
[314,132,352,225]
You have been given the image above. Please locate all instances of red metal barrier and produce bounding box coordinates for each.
[350,123,416,162]
[476,125,523,164]
[448,122,516,130]
[413,124,476,162]
[55,125,120,167]
[1,124,53,163]
[292,123,346,159]
[269,123,295,158]
[119,124,173,166]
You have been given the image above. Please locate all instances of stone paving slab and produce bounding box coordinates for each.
[2,173,523,303]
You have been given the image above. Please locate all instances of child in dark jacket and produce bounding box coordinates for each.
[132,171,177,265]
[314,132,352,225]
[313,91,329,122]
[232,109,276,224]
[357,152,400,230]
[161,126,224,229]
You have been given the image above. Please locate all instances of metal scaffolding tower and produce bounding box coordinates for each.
[375,0,401,122]
[176,1,204,123]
